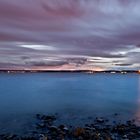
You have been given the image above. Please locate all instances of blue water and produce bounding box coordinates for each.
[0,73,139,134]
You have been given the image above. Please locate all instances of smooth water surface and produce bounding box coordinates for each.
[0,73,139,134]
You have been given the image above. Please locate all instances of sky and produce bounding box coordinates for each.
[0,0,140,70]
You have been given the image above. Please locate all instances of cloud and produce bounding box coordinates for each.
[25,61,67,67]
[115,63,133,66]
[0,0,140,70]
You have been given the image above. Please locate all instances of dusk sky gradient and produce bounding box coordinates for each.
[0,0,140,70]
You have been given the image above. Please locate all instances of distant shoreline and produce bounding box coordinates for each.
[0,69,139,74]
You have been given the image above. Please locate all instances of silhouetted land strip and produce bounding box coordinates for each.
[0,69,139,74]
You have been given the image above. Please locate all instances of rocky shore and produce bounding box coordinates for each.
[0,114,140,140]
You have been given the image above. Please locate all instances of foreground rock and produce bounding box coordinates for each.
[0,114,140,140]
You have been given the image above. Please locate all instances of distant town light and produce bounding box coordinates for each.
[111,72,116,74]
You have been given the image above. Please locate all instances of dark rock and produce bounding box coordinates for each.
[0,134,18,140]
[96,117,105,123]
[43,115,56,121]
[58,125,69,132]
[36,114,56,122]
[123,134,128,139]
[38,134,48,140]
[74,127,85,137]
[36,122,46,129]
[58,125,65,130]
[3,114,140,140]
[21,136,37,140]
[6,134,17,139]
[36,114,41,119]
[48,126,58,132]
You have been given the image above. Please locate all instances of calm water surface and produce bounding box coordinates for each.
[0,73,139,134]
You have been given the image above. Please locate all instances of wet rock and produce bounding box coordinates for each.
[0,134,18,140]
[6,134,17,139]
[36,122,46,129]
[36,114,56,122]
[63,126,69,132]
[57,125,69,133]
[85,126,96,132]
[105,119,109,122]
[74,127,85,137]
[85,124,90,127]
[39,134,48,140]
[58,125,65,130]
[43,115,56,121]
[36,114,41,119]
[123,134,128,139]
[102,134,112,140]
[96,117,105,123]
[3,114,140,140]
[126,120,132,125]
[21,136,37,140]
[48,125,58,132]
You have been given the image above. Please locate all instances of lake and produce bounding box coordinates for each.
[0,73,139,134]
